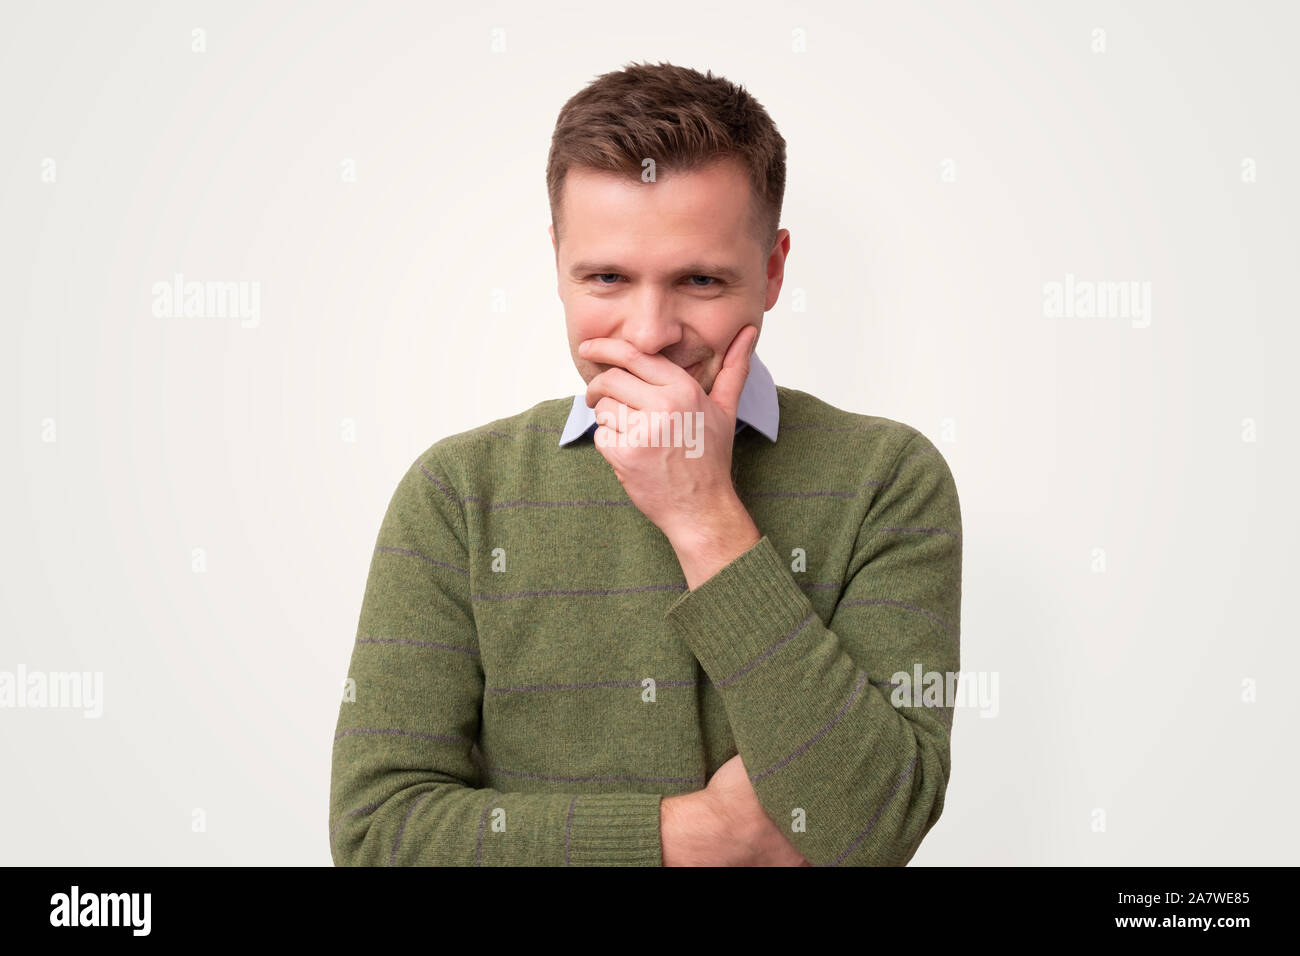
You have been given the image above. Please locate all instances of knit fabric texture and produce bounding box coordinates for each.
[330,385,962,866]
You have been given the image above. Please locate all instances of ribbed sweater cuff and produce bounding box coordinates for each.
[565,792,664,866]
[663,534,815,682]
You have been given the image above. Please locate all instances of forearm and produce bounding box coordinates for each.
[335,450,665,866]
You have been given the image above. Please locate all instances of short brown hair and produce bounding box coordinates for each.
[547,61,787,254]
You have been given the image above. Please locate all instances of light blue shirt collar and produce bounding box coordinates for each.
[559,351,779,446]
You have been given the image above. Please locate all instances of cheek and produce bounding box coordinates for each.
[568,303,615,342]
[695,302,751,347]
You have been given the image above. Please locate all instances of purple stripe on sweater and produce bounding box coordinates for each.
[488,766,704,785]
[826,754,919,866]
[375,545,468,575]
[329,799,384,850]
[880,526,959,538]
[486,498,635,510]
[486,678,698,695]
[743,489,859,500]
[714,613,817,689]
[356,636,479,657]
[472,582,830,603]
[856,445,941,494]
[475,675,892,696]
[335,728,468,744]
[388,789,435,866]
[473,583,684,600]
[419,462,460,502]
[837,598,954,636]
[750,671,871,782]
[473,580,826,600]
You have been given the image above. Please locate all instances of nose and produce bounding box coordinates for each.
[617,287,683,358]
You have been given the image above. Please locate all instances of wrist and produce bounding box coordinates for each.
[663,490,750,549]
[666,496,761,592]
[660,791,729,866]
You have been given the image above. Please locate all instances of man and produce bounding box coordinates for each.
[330,61,962,866]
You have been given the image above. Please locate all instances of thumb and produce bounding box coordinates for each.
[707,325,757,418]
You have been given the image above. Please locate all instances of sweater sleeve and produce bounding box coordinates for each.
[329,451,663,866]
[662,431,961,866]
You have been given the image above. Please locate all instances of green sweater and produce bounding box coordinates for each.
[329,385,962,866]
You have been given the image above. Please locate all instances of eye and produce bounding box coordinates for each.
[589,273,622,285]
[686,275,719,287]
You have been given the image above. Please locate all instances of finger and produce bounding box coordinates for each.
[707,325,757,417]
[592,396,625,432]
[586,366,655,411]
[579,337,679,386]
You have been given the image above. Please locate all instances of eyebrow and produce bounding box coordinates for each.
[568,261,745,283]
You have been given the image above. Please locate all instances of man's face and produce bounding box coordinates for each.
[550,157,790,397]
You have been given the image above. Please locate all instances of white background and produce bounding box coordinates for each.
[2,0,1295,864]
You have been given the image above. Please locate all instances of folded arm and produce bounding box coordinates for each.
[663,431,963,866]
[329,451,663,866]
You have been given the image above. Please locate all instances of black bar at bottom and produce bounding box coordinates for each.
[2,865,1282,941]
